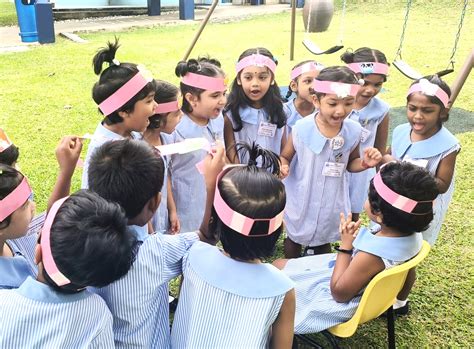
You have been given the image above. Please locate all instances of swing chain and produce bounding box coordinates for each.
[338,0,347,45]
[447,0,468,69]
[395,0,413,60]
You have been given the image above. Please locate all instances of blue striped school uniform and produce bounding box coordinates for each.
[283,227,423,334]
[392,123,460,245]
[284,115,362,246]
[81,122,141,189]
[348,97,390,213]
[284,99,304,137]
[227,106,284,163]
[151,134,170,233]
[168,114,224,232]
[94,232,199,348]
[171,242,294,348]
[0,276,114,348]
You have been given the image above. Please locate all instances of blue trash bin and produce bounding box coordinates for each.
[14,0,38,43]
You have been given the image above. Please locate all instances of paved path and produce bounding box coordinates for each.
[0,4,292,52]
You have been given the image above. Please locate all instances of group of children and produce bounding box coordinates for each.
[0,39,460,348]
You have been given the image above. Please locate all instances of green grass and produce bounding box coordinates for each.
[0,3,472,347]
[0,0,17,27]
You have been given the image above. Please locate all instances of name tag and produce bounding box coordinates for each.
[258,122,277,137]
[403,157,429,169]
[322,162,345,177]
[360,128,371,143]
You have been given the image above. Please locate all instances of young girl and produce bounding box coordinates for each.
[171,143,295,348]
[224,48,286,163]
[82,38,157,189]
[280,66,382,258]
[0,129,20,167]
[342,47,391,222]
[387,75,460,314]
[143,80,183,234]
[169,57,227,232]
[274,161,438,334]
[0,189,138,347]
[284,60,324,136]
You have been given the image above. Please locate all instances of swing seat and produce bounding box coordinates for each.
[303,39,344,55]
[393,60,423,80]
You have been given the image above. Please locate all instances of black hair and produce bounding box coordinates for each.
[147,80,180,130]
[286,59,319,99]
[0,144,19,166]
[210,142,285,260]
[92,37,156,125]
[341,47,389,81]
[408,75,451,123]
[88,139,164,219]
[175,56,224,114]
[311,66,359,99]
[368,162,439,235]
[43,190,138,293]
[0,164,24,230]
[224,48,286,132]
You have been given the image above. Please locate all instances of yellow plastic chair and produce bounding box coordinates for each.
[295,241,431,349]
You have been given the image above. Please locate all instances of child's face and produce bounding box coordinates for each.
[123,92,157,133]
[313,94,355,127]
[191,87,227,120]
[162,109,183,134]
[407,92,443,138]
[291,71,319,103]
[5,199,35,240]
[238,66,273,107]
[356,74,384,106]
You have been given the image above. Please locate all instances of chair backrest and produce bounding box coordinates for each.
[328,240,431,338]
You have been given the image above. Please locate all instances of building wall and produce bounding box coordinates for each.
[53,0,179,8]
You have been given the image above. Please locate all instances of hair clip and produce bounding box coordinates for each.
[358,78,365,86]
[112,58,120,66]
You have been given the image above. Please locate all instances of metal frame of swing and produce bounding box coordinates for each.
[393,0,468,80]
[302,0,347,55]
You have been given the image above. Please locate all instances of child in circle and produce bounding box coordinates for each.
[88,139,225,348]
[143,80,183,234]
[224,48,286,164]
[82,38,157,189]
[385,75,460,314]
[0,136,82,289]
[273,162,439,334]
[342,47,391,222]
[0,189,138,347]
[171,142,295,348]
[280,66,382,258]
[0,129,20,167]
[169,57,227,232]
[284,60,324,136]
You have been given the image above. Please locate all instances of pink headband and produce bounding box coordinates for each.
[41,196,71,287]
[347,62,389,75]
[213,166,284,237]
[98,68,153,116]
[0,129,13,153]
[154,100,179,114]
[291,62,324,80]
[312,80,361,98]
[181,72,227,92]
[373,171,433,214]
[236,54,277,74]
[407,79,450,108]
[0,177,32,222]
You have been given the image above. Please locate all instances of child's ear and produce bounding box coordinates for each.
[118,110,130,119]
[312,94,320,108]
[34,244,42,265]
[440,109,449,123]
[290,80,298,92]
[148,192,162,215]
[184,92,197,105]
[236,77,242,85]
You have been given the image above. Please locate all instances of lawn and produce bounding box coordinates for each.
[0,1,472,347]
[0,0,17,27]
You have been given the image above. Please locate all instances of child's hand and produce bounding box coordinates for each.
[363,147,382,168]
[203,142,226,189]
[279,164,289,179]
[56,136,82,176]
[168,211,180,235]
[339,213,361,249]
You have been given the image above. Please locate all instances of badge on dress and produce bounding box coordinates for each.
[330,135,344,150]
[322,162,345,177]
[257,121,277,137]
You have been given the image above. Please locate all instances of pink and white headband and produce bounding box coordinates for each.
[373,170,433,214]
[347,62,389,76]
[0,177,32,222]
[236,54,277,74]
[407,79,450,108]
[154,100,180,114]
[182,72,227,92]
[291,62,324,80]
[312,80,361,98]
[213,166,284,237]
[98,66,154,116]
[41,196,71,287]
[0,129,13,153]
